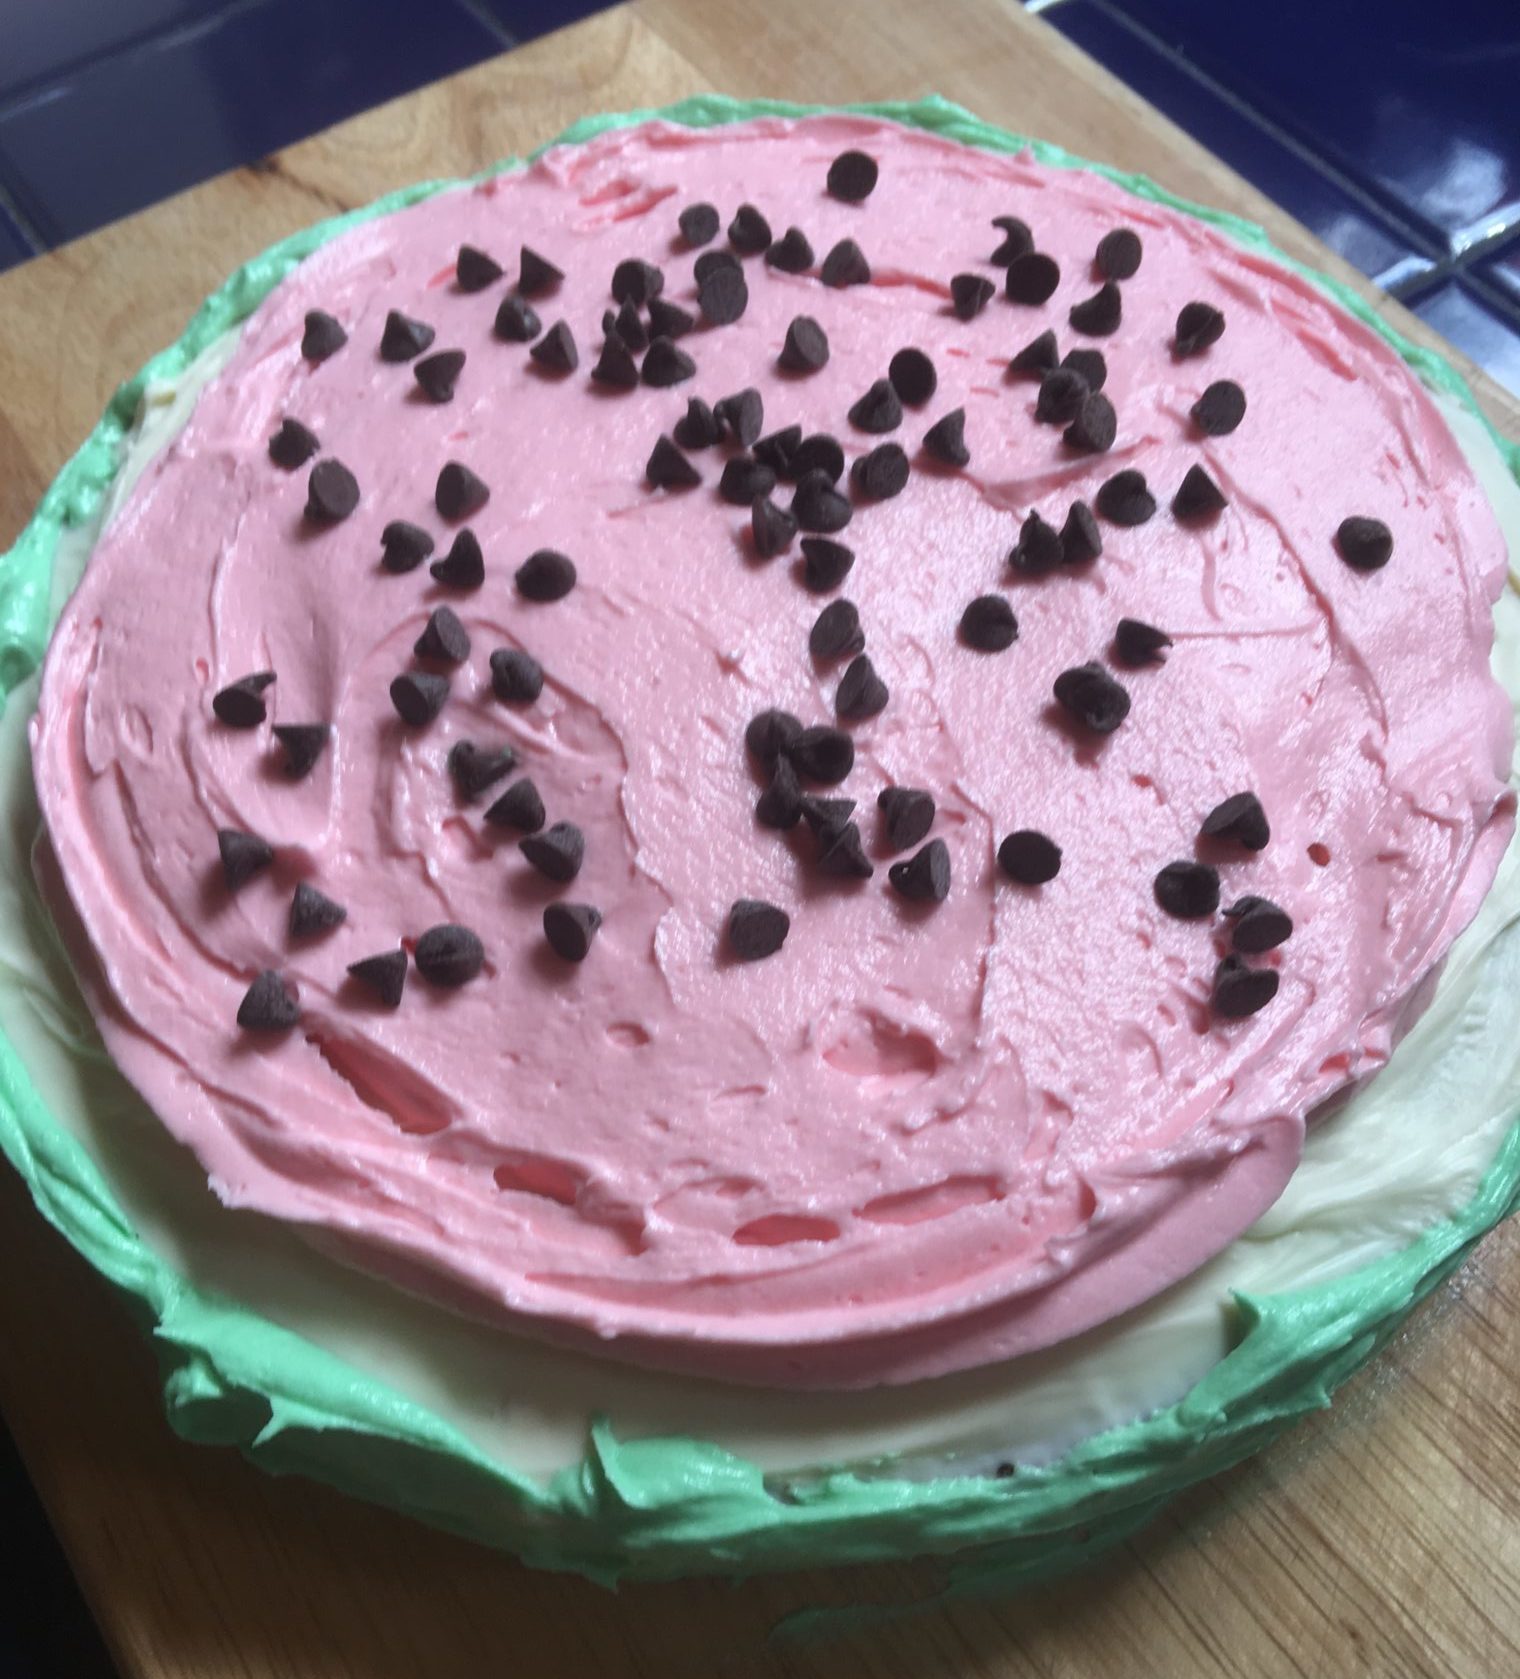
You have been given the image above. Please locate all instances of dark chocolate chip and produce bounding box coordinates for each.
[213,671,275,728]
[1154,860,1221,919]
[728,203,772,255]
[611,258,664,306]
[237,970,299,1032]
[714,387,764,447]
[447,740,516,802]
[878,786,935,853]
[851,442,910,500]
[792,434,846,484]
[1335,516,1393,573]
[827,149,878,203]
[435,461,489,520]
[490,648,544,705]
[1053,662,1131,734]
[835,653,889,720]
[520,821,584,882]
[1172,463,1227,521]
[1174,301,1225,357]
[607,292,646,346]
[1068,281,1122,336]
[746,708,803,766]
[727,899,790,960]
[1035,367,1089,425]
[647,296,695,341]
[801,795,855,841]
[289,881,346,939]
[698,263,748,325]
[1191,380,1246,437]
[647,434,701,489]
[544,903,602,963]
[960,594,1018,651]
[1114,618,1172,667]
[380,310,435,363]
[493,294,541,343]
[456,244,503,292]
[1060,501,1102,566]
[678,202,720,247]
[767,227,814,272]
[889,838,951,903]
[951,273,996,319]
[430,528,485,590]
[779,315,830,374]
[674,397,721,450]
[817,822,874,879]
[1212,955,1279,1019]
[694,248,742,284]
[820,239,870,288]
[1225,895,1293,954]
[756,756,804,829]
[642,338,696,387]
[990,216,1034,266]
[802,535,855,592]
[273,723,329,779]
[1095,469,1156,526]
[415,923,485,987]
[305,459,359,523]
[347,949,407,1008]
[529,321,578,374]
[1008,510,1064,577]
[1061,347,1107,392]
[414,348,465,403]
[752,494,798,558]
[788,725,855,786]
[1096,227,1142,280]
[390,671,449,727]
[485,776,545,832]
[381,520,433,574]
[591,338,640,388]
[848,378,902,434]
[1009,329,1059,379]
[218,828,273,891]
[754,425,803,476]
[268,418,319,469]
[518,246,563,297]
[1006,252,1060,305]
[998,829,1061,885]
[414,605,471,664]
[1064,392,1117,453]
[301,310,346,362]
[923,408,969,467]
[809,597,864,660]
[516,549,576,603]
[719,456,777,506]
[1201,791,1270,851]
[888,348,937,407]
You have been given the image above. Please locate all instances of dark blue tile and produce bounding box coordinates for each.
[1,0,214,102]
[1100,0,1520,250]
[0,0,504,248]
[1043,3,1438,286]
[0,200,36,273]
[468,0,612,42]
[1404,277,1520,400]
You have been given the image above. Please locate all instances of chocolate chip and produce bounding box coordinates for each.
[793,434,846,483]
[801,795,855,841]
[520,821,584,882]
[1006,252,1060,305]
[698,263,748,325]
[380,310,435,363]
[878,787,935,853]
[835,653,889,720]
[789,725,854,784]
[1212,956,1279,1019]
[1008,510,1064,577]
[851,443,910,500]
[1096,228,1142,280]
[390,672,449,727]
[951,274,996,319]
[485,776,545,832]
[1068,281,1122,336]
[490,648,544,705]
[809,598,864,660]
[273,723,329,779]
[827,149,878,202]
[679,202,720,247]
[516,549,576,603]
[381,520,433,574]
[848,379,902,434]
[544,903,602,963]
[1191,380,1246,436]
[608,294,648,345]
[817,822,874,879]
[347,949,407,1008]
[213,671,275,728]
[674,397,721,450]
[1009,329,1059,378]
[802,536,855,592]
[302,310,346,362]
[767,227,814,272]
[1095,469,1156,526]
[289,881,346,938]
[1172,464,1227,522]
[415,923,485,987]
[414,606,471,664]
[719,456,776,506]
[456,244,503,292]
[1061,501,1102,566]
[305,459,359,523]
[1335,516,1393,573]
[1154,860,1220,919]
[1053,663,1131,733]
[746,709,803,767]
[436,461,490,521]
[447,740,516,802]
[888,348,937,407]
[268,418,319,469]
[430,528,484,590]
[1061,348,1107,392]
[1201,791,1269,851]
[754,425,803,476]
[889,838,950,903]
[518,246,563,297]
[779,315,830,374]
[728,899,790,960]
[647,296,695,341]
[1174,301,1225,357]
[1035,367,1088,424]
[591,338,639,389]
[219,828,273,891]
[493,294,541,343]
[237,970,299,1032]
[694,248,741,284]
[642,338,696,387]
[529,320,578,374]
[820,239,870,288]
[753,494,798,558]
[960,594,1018,651]
[646,434,701,489]
[728,203,772,255]
[923,408,969,467]
[1225,895,1293,954]
[1114,618,1172,666]
[414,349,465,402]
[611,258,664,306]
[998,829,1061,885]
[1064,392,1117,454]
[756,756,804,829]
[714,387,764,448]
[990,216,1034,265]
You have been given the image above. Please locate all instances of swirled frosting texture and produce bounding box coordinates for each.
[30,116,1514,1387]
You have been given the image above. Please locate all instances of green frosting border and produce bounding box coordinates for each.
[2,95,1519,1587]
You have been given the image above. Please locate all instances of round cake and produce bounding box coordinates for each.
[3,97,1519,1582]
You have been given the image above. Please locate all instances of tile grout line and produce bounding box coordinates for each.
[450,0,520,51]
[0,172,47,255]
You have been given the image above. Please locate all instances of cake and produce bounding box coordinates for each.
[3,96,1519,1583]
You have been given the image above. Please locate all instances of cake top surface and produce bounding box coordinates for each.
[30,111,1514,1387]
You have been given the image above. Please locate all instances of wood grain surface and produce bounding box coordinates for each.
[1,4,1518,1676]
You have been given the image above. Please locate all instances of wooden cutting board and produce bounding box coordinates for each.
[1,4,1517,1675]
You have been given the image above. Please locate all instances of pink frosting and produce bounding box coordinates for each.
[31,116,1514,1388]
